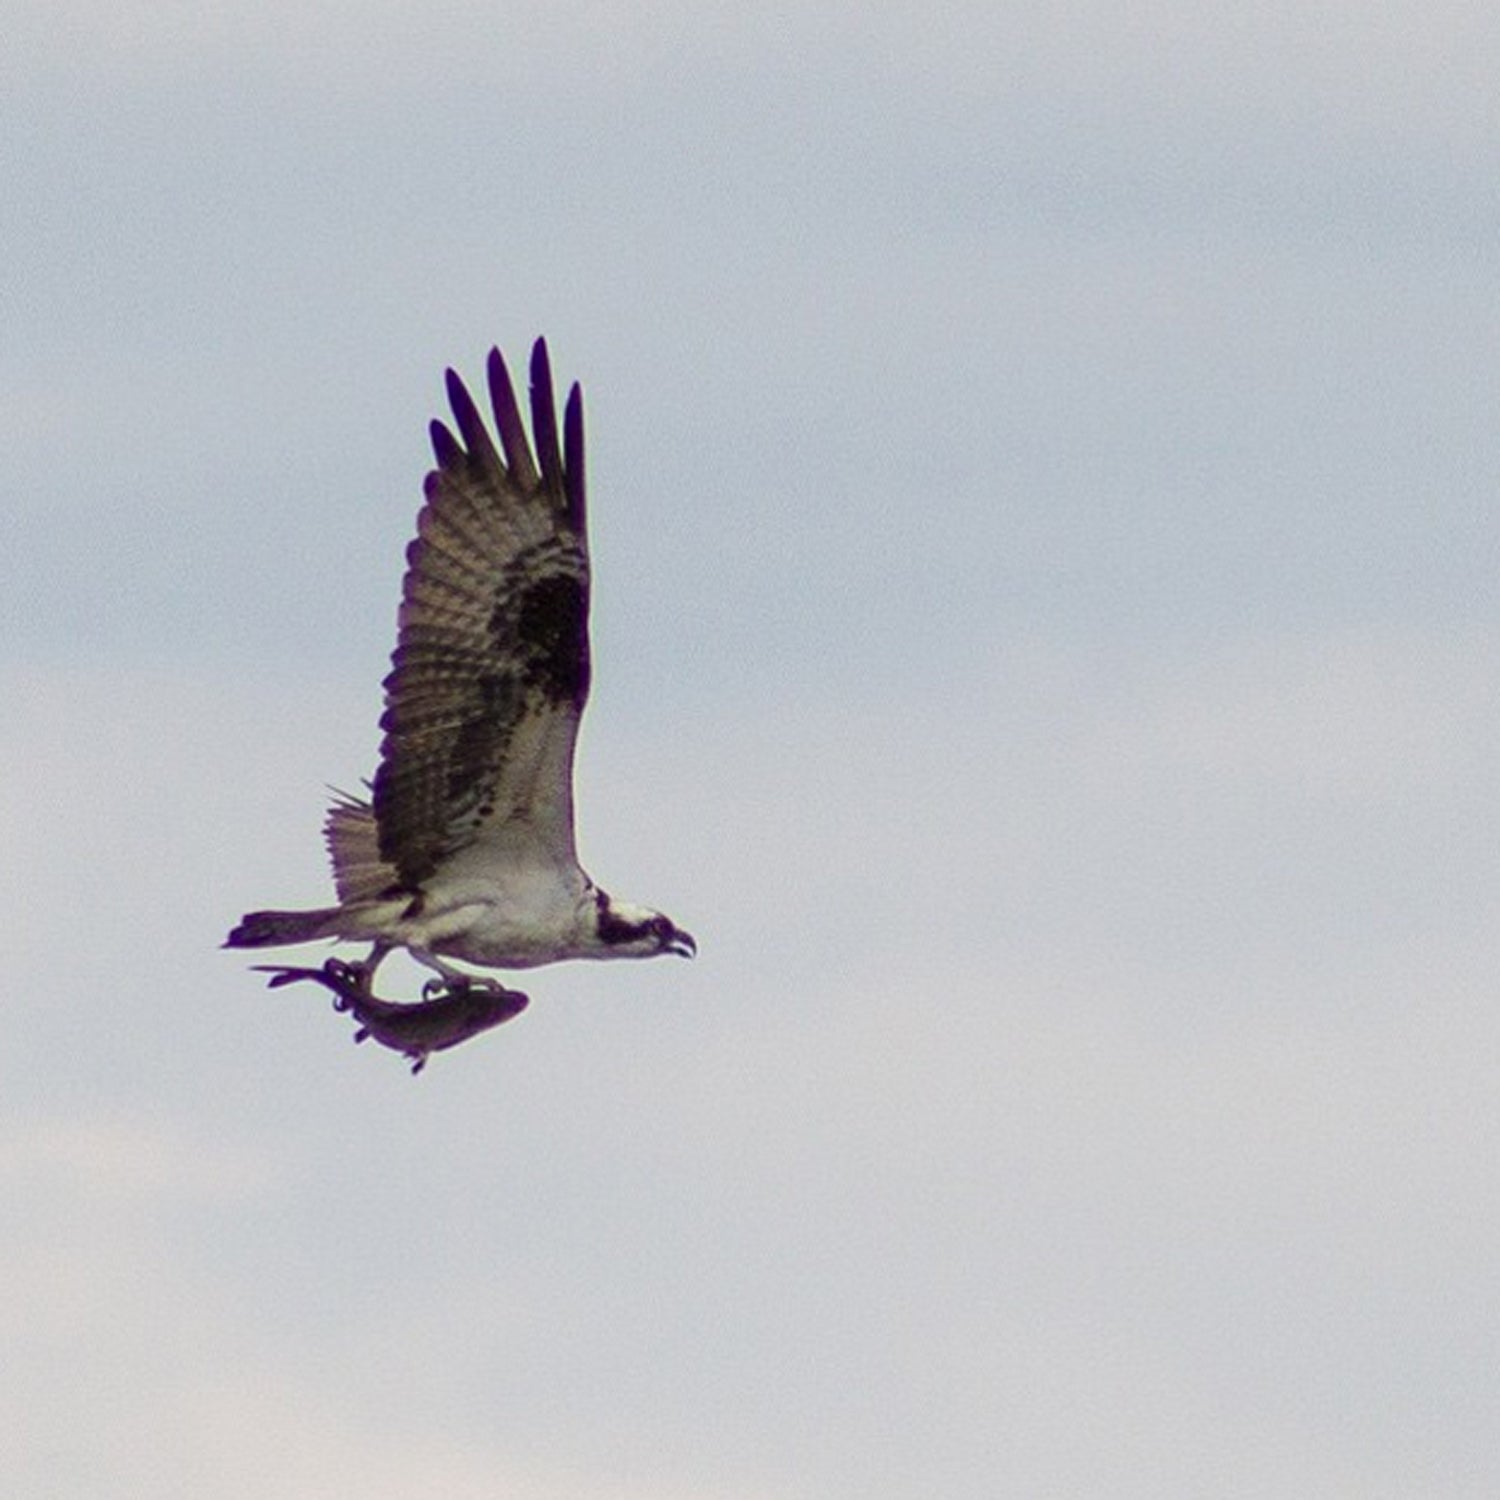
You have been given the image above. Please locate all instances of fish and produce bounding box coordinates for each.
[254,959,529,1074]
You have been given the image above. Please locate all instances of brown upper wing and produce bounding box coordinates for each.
[371,340,590,890]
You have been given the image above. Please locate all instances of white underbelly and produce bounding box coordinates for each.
[347,872,589,970]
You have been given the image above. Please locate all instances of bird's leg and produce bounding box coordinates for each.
[323,942,390,998]
[316,945,393,1012]
[410,948,521,1002]
[410,949,468,998]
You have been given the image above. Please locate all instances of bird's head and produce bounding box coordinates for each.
[591,891,697,960]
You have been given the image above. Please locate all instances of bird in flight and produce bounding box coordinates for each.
[226,339,694,1049]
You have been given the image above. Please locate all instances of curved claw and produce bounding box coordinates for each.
[419,971,517,1001]
[250,960,371,1014]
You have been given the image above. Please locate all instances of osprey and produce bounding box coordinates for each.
[226,339,695,1018]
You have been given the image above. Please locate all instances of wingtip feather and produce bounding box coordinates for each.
[563,382,585,529]
[429,418,462,469]
[444,367,500,470]
[485,345,538,486]
[531,339,570,504]
[529,339,563,500]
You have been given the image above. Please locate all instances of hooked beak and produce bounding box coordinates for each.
[667,926,697,959]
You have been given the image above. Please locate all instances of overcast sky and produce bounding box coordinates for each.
[4,2,1500,1495]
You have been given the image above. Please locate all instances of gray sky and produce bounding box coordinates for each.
[5,2,1500,1495]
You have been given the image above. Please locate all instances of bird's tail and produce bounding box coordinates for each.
[224,906,345,949]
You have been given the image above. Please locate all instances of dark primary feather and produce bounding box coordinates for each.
[487,346,538,488]
[445,366,502,472]
[563,383,586,532]
[371,340,591,890]
[530,339,564,502]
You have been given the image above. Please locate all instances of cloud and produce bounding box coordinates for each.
[4,0,1499,1483]
[1079,623,1499,799]
[8,0,1500,160]
[1,617,1497,1496]
[0,1114,762,1500]
[0,1117,273,1203]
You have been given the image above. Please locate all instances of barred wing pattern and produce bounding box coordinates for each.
[372,340,590,891]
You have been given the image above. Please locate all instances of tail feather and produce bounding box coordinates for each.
[323,791,399,904]
[224,907,344,949]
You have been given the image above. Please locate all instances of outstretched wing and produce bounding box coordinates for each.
[371,339,590,891]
